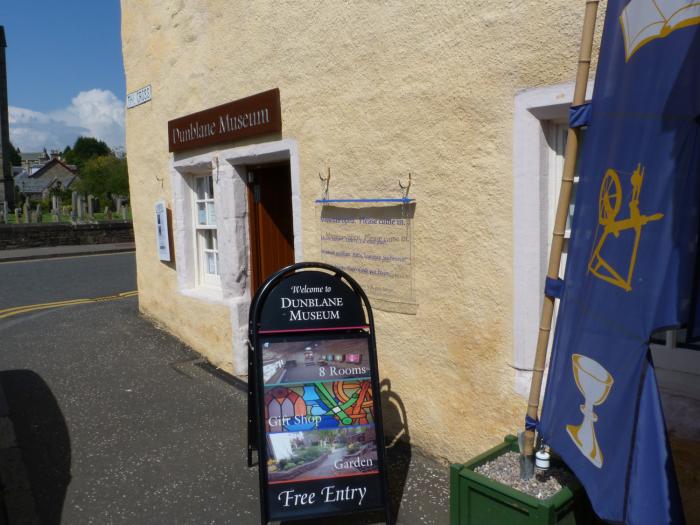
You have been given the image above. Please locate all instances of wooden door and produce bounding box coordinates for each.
[248,163,295,294]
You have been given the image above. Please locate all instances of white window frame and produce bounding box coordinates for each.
[192,174,221,288]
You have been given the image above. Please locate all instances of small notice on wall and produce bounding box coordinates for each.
[318,202,416,313]
[155,200,171,261]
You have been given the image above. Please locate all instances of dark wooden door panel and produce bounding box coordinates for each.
[248,163,295,293]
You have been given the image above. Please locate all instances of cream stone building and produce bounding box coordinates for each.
[120,1,699,468]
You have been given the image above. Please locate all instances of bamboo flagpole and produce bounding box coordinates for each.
[523,0,600,465]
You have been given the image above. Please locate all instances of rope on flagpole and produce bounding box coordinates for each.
[523,0,601,465]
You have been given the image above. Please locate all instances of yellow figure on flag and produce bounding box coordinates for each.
[620,0,700,61]
[588,164,663,291]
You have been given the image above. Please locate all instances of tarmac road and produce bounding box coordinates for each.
[0,252,137,310]
[0,252,449,524]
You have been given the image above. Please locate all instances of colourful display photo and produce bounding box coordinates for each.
[267,427,379,484]
[264,381,374,433]
[261,337,370,385]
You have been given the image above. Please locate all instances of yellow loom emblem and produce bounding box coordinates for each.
[588,164,663,291]
[620,0,700,61]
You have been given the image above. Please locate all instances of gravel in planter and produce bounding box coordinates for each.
[474,451,575,500]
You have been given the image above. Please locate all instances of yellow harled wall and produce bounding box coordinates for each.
[120,1,603,462]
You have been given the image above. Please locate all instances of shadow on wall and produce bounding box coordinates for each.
[280,378,411,525]
[1,370,71,525]
[161,207,177,271]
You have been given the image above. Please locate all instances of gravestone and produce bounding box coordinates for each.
[0,200,6,223]
[22,200,29,224]
[87,194,94,218]
[35,204,42,223]
[76,195,84,220]
[71,192,78,222]
[14,207,19,223]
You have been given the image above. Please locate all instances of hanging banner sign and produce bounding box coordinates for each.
[317,200,416,313]
[248,263,390,524]
[167,88,281,153]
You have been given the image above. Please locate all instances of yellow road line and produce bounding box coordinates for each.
[0,298,93,315]
[0,291,139,320]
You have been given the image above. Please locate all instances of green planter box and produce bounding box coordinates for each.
[450,436,603,525]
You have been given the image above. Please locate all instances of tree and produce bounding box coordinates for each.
[64,137,111,168]
[75,155,129,199]
[6,140,21,166]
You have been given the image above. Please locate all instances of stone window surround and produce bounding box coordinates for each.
[171,139,303,375]
[512,81,593,397]
[513,82,700,437]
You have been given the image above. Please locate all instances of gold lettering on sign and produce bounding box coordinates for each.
[218,108,270,134]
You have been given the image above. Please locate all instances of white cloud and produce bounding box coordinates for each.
[9,89,125,153]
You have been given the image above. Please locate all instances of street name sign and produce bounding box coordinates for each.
[248,263,390,524]
[126,84,152,109]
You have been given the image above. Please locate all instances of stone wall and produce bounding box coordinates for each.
[0,222,134,250]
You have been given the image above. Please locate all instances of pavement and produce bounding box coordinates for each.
[0,243,135,263]
[0,246,449,524]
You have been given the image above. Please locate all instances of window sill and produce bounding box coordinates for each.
[180,285,226,305]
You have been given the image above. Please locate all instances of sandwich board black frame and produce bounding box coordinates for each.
[248,262,391,524]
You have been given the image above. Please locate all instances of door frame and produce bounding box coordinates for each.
[221,139,302,375]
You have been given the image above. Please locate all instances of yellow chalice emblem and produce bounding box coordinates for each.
[566,354,614,468]
[588,164,663,291]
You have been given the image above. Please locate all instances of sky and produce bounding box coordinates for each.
[3,1,125,153]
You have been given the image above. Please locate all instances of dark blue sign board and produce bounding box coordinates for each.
[248,263,390,524]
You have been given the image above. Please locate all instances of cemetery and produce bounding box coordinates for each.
[0,193,130,225]
[0,193,133,249]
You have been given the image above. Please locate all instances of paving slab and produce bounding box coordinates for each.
[0,295,448,524]
[0,243,135,262]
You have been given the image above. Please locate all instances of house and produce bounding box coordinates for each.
[14,157,77,199]
[19,150,49,173]
[120,1,698,487]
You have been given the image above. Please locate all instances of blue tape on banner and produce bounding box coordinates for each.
[525,415,539,431]
[569,103,592,128]
[544,277,565,299]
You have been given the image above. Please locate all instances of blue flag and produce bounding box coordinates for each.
[539,1,699,524]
